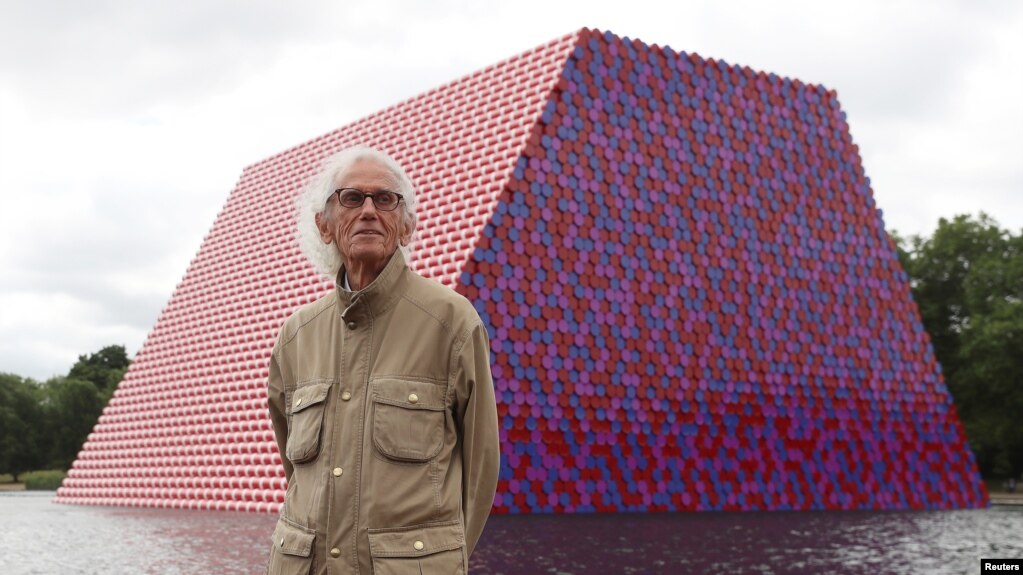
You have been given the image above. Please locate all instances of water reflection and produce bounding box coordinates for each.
[470,509,1023,574]
[2,492,274,575]
[2,492,1020,574]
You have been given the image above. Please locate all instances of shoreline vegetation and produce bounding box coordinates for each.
[0,470,66,491]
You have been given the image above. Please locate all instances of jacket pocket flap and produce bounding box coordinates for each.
[371,378,445,410]
[271,518,315,558]
[290,382,331,415]
[367,520,465,558]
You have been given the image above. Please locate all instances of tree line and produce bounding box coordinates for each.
[891,213,1022,480]
[0,345,129,482]
[0,214,1019,482]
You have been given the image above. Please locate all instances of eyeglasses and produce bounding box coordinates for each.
[333,188,404,212]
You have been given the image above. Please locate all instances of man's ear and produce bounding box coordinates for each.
[315,212,334,245]
[400,213,417,246]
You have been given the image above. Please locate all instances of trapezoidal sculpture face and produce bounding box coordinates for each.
[56,29,988,513]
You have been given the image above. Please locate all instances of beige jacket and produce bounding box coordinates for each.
[266,249,500,575]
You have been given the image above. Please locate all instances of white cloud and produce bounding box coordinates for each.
[0,290,147,380]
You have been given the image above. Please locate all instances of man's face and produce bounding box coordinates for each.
[315,159,413,271]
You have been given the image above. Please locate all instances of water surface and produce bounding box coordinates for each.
[2,492,1020,574]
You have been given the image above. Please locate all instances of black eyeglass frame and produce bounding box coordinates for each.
[332,188,405,212]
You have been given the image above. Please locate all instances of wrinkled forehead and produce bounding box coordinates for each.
[333,158,401,191]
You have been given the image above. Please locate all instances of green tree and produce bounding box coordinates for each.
[40,377,107,470]
[0,345,132,478]
[892,214,1023,478]
[0,374,46,481]
[67,344,130,402]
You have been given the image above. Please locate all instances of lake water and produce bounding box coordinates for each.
[2,491,1021,574]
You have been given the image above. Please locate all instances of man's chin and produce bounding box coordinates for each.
[345,246,393,266]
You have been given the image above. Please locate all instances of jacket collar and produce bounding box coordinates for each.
[335,249,410,321]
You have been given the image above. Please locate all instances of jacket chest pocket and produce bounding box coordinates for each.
[287,382,332,464]
[371,379,446,463]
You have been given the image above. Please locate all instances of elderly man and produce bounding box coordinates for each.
[265,146,500,574]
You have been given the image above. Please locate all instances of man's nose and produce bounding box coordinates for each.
[357,196,379,217]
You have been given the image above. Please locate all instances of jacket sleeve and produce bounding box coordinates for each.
[453,321,501,557]
[267,341,294,482]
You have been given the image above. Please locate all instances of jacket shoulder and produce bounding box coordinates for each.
[276,291,337,348]
[402,273,482,333]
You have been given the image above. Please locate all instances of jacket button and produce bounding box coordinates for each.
[413,540,424,551]
[330,547,341,558]
[341,391,352,401]
[279,537,285,547]
[347,321,356,330]
[408,393,419,404]
[295,398,303,407]
[332,467,343,477]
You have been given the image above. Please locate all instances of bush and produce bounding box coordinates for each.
[22,470,66,491]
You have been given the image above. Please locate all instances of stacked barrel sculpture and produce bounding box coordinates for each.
[56,28,988,513]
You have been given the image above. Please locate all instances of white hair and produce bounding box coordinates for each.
[296,146,417,278]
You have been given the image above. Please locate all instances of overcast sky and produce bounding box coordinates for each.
[1,0,1020,381]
